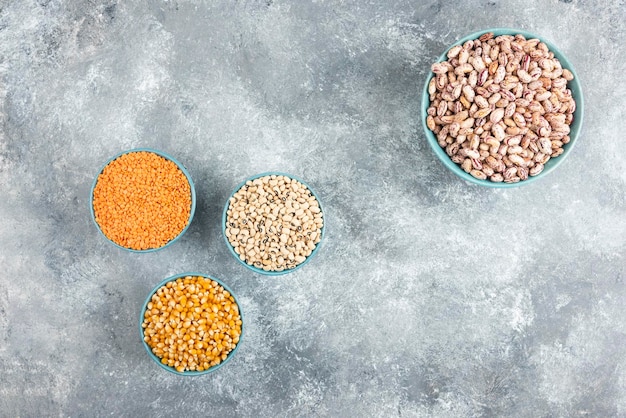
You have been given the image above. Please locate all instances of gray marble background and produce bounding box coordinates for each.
[1,0,625,416]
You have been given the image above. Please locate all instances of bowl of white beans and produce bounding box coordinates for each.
[222,173,325,275]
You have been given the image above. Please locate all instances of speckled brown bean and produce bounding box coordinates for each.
[427,33,576,183]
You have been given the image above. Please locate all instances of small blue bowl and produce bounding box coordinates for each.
[422,28,584,187]
[139,272,244,376]
[222,172,325,276]
[90,148,196,252]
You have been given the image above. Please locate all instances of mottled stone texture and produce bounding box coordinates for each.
[1,0,625,416]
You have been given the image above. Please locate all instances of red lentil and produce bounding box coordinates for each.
[92,151,192,250]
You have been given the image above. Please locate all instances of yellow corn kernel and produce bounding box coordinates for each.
[141,276,242,373]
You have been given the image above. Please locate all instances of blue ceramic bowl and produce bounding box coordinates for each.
[90,148,196,252]
[222,172,325,276]
[139,272,244,376]
[422,28,584,187]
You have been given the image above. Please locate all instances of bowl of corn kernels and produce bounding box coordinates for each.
[223,172,325,275]
[90,148,196,251]
[422,28,584,187]
[140,273,244,375]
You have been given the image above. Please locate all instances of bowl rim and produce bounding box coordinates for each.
[90,147,197,252]
[421,27,584,188]
[222,172,325,276]
[139,272,244,376]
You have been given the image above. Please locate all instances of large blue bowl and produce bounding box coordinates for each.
[222,172,325,276]
[139,272,244,376]
[422,28,584,187]
[90,148,196,252]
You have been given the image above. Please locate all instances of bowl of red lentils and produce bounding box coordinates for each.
[140,273,244,375]
[222,172,325,275]
[90,148,196,252]
[422,28,584,187]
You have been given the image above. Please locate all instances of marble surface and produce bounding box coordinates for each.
[1,0,625,416]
